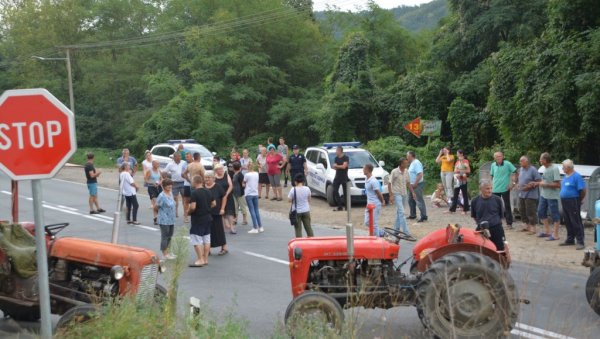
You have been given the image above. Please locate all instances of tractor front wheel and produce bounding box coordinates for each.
[416,252,518,339]
[585,267,600,316]
[55,304,98,332]
[284,291,344,334]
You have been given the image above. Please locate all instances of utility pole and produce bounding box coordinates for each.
[31,50,75,114]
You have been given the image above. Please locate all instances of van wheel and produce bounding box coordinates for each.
[326,185,336,207]
[55,304,97,332]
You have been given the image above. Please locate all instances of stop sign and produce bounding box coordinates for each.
[0,88,76,180]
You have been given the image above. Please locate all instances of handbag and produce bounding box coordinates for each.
[289,188,297,226]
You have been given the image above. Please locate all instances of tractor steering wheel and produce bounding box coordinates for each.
[383,227,417,242]
[44,223,69,237]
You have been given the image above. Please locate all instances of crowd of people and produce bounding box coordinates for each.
[83,141,589,262]
[83,136,314,263]
[427,149,588,251]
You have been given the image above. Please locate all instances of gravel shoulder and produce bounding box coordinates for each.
[57,166,592,273]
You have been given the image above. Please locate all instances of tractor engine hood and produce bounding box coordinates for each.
[288,236,399,262]
[50,237,158,269]
[412,226,499,261]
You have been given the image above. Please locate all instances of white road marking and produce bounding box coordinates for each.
[515,323,577,339]
[56,204,78,211]
[51,178,119,192]
[511,329,548,339]
[1,190,159,232]
[243,251,289,266]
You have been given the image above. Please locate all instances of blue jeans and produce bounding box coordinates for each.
[393,193,409,234]
[408,182,427,219]
[364,202,383,237]
[245,195,261,228]
[537,196,560,222]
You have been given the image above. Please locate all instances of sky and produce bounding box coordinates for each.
[313,0,432,11]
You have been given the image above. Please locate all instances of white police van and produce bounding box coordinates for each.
[305,142,390,206]
[150,139,222,170]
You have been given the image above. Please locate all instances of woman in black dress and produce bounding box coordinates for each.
[204,171,228,255]
[214,164,237,234]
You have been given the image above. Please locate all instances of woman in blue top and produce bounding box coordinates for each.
[559,159,587,250]
[156,178,177,260]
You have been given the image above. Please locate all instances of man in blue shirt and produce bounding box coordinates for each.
[407,151,427,222]
[559,159,587,250]
[364,163,385,237]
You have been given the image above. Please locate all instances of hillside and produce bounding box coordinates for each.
[392,0,448,32]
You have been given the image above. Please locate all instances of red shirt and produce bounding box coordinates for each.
[266,153,283,175]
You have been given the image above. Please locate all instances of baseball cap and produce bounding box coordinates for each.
[292,145,299,149]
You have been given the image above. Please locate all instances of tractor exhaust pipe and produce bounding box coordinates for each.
[346,181,354,261]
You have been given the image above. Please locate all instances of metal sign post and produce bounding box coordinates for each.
[31,180,52,339]
[111,179,125,244]
[11,180,18,223]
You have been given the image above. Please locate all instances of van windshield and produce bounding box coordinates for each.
[329,151,379,169]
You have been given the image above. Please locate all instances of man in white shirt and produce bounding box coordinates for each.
[407,151,427,222]
[364,163,384,237]
[164,152,187,218]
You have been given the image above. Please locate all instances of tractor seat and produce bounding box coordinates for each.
[0,223,37,278]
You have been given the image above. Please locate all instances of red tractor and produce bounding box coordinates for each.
[285,224,518,338]
[0,220,164,330]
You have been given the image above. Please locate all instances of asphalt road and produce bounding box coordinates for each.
[0,172,599,338]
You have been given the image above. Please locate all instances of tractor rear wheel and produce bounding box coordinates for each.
[585,267,600,316]
[55,304,97,332]
[284,291,344,334]
[416,251,518,339]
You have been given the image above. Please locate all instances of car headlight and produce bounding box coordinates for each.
[110,265,125,280]
[383,174,390,185]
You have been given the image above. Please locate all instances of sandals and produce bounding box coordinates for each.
[218,249,229,256]
[537,233,550,238]
[546,235,560,241]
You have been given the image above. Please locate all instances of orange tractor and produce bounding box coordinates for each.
[0,221,164,330]
[285,224,519,338]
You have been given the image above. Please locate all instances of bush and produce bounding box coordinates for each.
[70,148,120,168]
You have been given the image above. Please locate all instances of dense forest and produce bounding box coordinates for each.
[1,0,599,165]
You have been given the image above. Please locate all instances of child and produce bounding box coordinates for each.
[431,183,448,207]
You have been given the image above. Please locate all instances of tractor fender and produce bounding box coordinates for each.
[415,243,510,273]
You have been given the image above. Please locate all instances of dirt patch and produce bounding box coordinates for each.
[57,166,592,273]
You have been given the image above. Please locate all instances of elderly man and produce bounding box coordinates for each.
[164,152,187,218]
[515,156,541,234]
[407,151,427,222]
[471,180,506,251]
[533,152,562,241]
[559,159,587,250]
[490,151,517,229]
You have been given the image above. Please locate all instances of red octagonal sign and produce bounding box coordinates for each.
[0,89,76,180]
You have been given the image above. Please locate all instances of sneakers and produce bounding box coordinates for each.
[165,253,177,260]
[558,242,575,246]
[417,218,428,223]
[259,227,265,233]
[97,208,106,213]
[248,229,259,234]
[90,210,99,214]
[576,244,585,250]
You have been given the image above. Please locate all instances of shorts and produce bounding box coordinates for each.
[148,185,162,199]
[183,186,191,198]
[538,196,560,222]
[87,183,98,197]
[268,174,281,187]
[190,234,210,245]
[519,198,538,225]
[259,173,270,184]
[172,182,184,196]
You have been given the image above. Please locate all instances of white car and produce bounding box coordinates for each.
[150,139,220,170]
[305,142,390,206]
